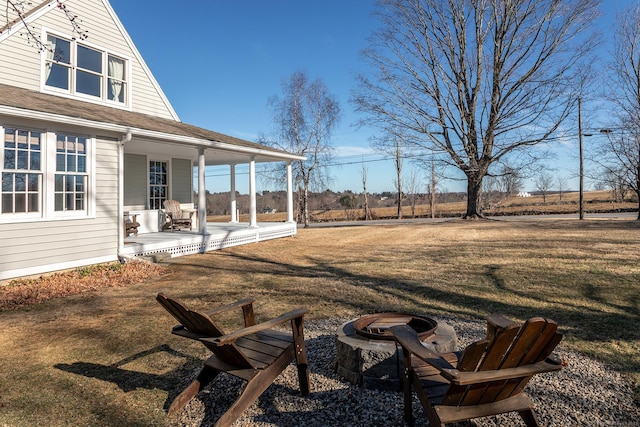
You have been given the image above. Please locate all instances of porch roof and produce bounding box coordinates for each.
[0,83,304,165]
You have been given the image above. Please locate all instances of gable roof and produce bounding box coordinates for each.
[1,0,180,121]
[0,83,302,162]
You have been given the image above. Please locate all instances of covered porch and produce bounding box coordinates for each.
[118,126,305,259]
[120,221,297,259]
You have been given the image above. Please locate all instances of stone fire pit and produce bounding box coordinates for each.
[335,313,457,391]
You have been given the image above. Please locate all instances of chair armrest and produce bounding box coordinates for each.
[440,357,563,386]
[205,307,309,346]
[391,325,457,372]
[204,297,255,317]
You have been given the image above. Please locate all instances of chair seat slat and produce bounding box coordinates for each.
[237,335,292,358]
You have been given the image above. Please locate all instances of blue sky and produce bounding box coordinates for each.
[109,0,633,195]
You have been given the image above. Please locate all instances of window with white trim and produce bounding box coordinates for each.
[55,134,88,212]
[44,34,128,104]
[149,160,167,210]
[1,127,93,220]
[2,128,42,214]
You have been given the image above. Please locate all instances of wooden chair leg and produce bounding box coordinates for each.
[400,347,415,426]
[292,316,310,395]
[519,409,540,427]
[168,365,220,415]
[214,351,293,427]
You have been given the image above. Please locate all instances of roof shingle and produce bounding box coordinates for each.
[0,83,288,155]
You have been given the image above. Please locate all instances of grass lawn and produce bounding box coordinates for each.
[0,219,639,426]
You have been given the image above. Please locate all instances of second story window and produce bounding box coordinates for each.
[44,34,128,104]
[76,44,102,97]
[45,36,71,90]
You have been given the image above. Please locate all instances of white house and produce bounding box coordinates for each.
[0,0,303,280]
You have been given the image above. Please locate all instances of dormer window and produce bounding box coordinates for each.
[44,34,128,105]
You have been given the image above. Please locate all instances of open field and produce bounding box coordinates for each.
[209,190,639,223]
[0,219,639,425]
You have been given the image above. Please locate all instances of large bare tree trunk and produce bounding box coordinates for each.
[466,175,483,219]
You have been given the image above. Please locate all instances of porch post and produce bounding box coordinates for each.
[117,138,125,253]
[286,161,294,223]
[117,131,131,256]
[230,164,238,223]
[249,156,257,227]
[198,148,207,234]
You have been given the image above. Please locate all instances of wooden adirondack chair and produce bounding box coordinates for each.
[156,293,310,426]
[391,315,563,427]
[162,200,194,231]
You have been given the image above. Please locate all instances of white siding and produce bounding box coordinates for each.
[124,153,147,208]
[0,0,178,120]
[0,18,43,88]
[172,158,193,203]
[0,137,119,280]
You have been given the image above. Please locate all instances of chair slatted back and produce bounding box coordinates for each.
[156,294,254,369]
[163,200,182,217]
[443,317,561,407]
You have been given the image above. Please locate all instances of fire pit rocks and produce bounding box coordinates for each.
[335,313,457,391]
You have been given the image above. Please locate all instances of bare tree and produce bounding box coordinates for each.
[427,154,438,218]
[405,170,421,218]
[482,175,502,210]
[497,166,524,197]
[392,137,403,219]
[557,176,568,202]
[535,172,554,204]
[262,70,341,227]
[371,128,406,219]
[361,160,372,220]
[596,4,640,219]
[1,1,88,51]
[600,168,630,203]
[354,0,600,218]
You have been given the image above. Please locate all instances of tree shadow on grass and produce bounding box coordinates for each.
[55,344,201,413]
[171,245,640,377]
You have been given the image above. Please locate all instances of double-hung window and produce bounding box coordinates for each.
[1,128,42,215]
[149,161,168,210]
[1,128,93,221]
[44,34,128,104]
[55,135,88,212]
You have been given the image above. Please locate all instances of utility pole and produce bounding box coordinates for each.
[578,97,584,220]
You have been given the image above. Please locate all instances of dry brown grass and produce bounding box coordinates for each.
[0,218,639,426]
